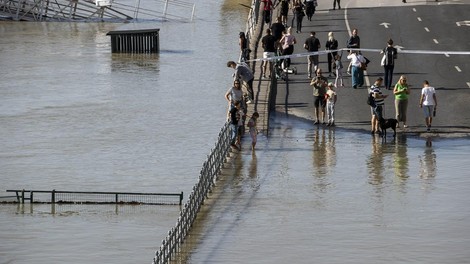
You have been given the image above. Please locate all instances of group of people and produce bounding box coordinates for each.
[369,76,437,135]
[228,2,440,150]
[226,61,259,151]
[294,26,436,133]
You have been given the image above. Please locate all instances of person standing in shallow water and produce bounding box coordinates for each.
[247,112,259,150]
[227,60,254,102]
[419,80,437,132]
[310,68,328,124]
[393,75,410,128]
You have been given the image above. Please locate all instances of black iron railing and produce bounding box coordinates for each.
[4,189,183,205]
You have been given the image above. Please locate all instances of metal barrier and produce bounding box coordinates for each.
[4,189,183,205]
[153,122,231,264]
[0,0,195,22]
[107,29,160,53]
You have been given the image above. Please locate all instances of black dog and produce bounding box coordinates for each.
[379,117,398,137]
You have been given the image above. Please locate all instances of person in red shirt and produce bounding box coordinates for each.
[261,0,273,24]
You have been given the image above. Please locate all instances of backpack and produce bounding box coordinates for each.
[367,91,376,107]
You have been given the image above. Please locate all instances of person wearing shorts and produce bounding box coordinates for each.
[310,68,328,124]
[261,28,276,78]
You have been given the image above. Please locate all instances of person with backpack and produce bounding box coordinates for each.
[381,38,398,90]
[369,77,388,134]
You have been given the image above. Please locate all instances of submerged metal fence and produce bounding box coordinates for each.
[107,29,160,53]
[153,122,231,264]
[4,189,183,205]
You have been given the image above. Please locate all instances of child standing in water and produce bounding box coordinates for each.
[325,82,337,126]
[247,112,260,150]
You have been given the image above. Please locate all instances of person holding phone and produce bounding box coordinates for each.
[393,75,410,128]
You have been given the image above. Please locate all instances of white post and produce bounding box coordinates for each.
[163,0,168,19]
[190,3,195,22]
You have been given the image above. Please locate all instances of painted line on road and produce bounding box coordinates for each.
[433,39,439,44]
[455,66,462,72]
[445,53,450,57]
[424,27,430,32]
[417,17,422,22]
[467,82,470,88]
[412,8,417,12]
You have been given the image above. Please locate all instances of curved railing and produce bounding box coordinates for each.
[153,122,231,264]
[152,1,261,263]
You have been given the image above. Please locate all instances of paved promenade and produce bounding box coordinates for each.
[246,0,470,139]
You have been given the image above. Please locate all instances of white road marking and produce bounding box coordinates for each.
[417,17,422,22]
[455,66,462,72]
[412,8,417,12]
[467,82,470,88]
[445,53,450,57]
[433,39,439,44]
[424,27,430,32]
[380,22,391,29]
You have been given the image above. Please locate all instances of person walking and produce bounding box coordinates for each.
[274,0,289,26]
[310,68,328,124]
[292,0,305,33]
[261,28,276,78]
[393,75,410,128]
[247,112,260,150]
[369,77,388,134]
[261,0,274,25]
[304,31,321,79]
[305,0,315,21]
[270,16,286,44]
[381,38,398,90]
[325,82,337,126]
[333,0,341,10]
[334,54,344,87]
[347,51,366,88]
[227,60,254,102]
[325,32,338,77]
[279,27,297,69]
[419,80,437,132]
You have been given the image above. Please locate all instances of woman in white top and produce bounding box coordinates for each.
[419,80,437,132]
[346,51,365,89]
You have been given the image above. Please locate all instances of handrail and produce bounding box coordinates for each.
[4,189,183,205]
[153,122,231,264]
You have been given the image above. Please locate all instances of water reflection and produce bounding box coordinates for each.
[367,135,386,186]
[308,127,336,206]
[311,127,336,176]
[367,134,410,190]
[419,137,437,191]
[393,134,409,188]
[110,53,160,73]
